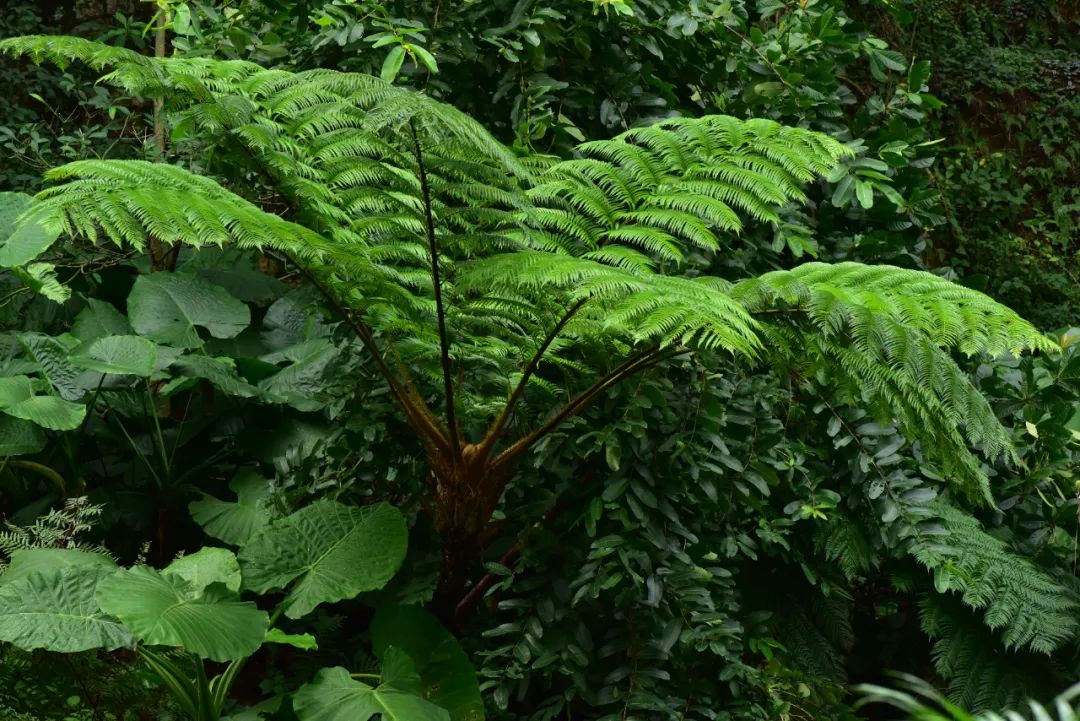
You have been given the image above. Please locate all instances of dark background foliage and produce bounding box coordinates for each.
[1,1,1078,720]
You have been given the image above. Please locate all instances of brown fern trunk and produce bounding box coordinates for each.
[428,446,512,625]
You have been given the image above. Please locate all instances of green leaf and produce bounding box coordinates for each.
[164,547,242,593]
[4,395,87,431]
[13,263,70,303]
[855,180,874,209]
[371,605,485,721]
[257,338,338,410]
[127,273,250,349]
[0,375,33,408]
[0,194,60,267]
[71,335,157,376]
[167,355,261,398]
[0,192,32,241]
[95,566,268,662]
[72,299,133,342]
[0,415,46,456]
[409,44,439,74]
[0,549,117,587]
[238,501,407,619]
[0,566,133,653]
[381,45,406,83]
[908,59,931,90]
[189,470,274,546]
[293,662,450,721]
[21,333,98,401]
[265,628,318,650]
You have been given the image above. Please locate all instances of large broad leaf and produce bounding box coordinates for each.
[189,470,274,546]
[0,375,33,407]
[0,415,46,456]
[4,395,86,431]
[70,335,157,376]
[164,547,242,592]
[0,372,86,431]
[0,566,132,653]
[0,193,60,267]
[127,272,250,349]
[166,355,260,398]
[238,501,407,619]
[258,338,339,411]
[20,333,100,401]
[293,652,450,721]
[371,606,485,721]
[95,565,268,662]
[0,548,117,587]
[71,299,133,342]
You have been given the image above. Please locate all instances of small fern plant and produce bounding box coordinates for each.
[0,35,1055,607]
[0,496,109,572]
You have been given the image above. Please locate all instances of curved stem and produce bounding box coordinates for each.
[7,460,67,497]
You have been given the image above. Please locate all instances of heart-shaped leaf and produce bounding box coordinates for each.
[238,501,407,619]
[293,655,449,721]
[95,566,268,661]
[372,606,485,721]
[128,272,250,349]
[164,547,242,593]
[189,470,274,547]
[71,335,157,376]
[0,566,132,653]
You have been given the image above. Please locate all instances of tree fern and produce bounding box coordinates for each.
[0,35,1054,604]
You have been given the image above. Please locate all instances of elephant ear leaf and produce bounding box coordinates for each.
[0,565,132,653]
[94,565,268,662]
[127,272,250,349]
[372,605,485,721]
[292,650,450,721]
[70,335,157,376]
[0,375,83,432]
[164,547,242,593]
[189,469,274,547]
[0,548,116,587]
[238,500,407,619]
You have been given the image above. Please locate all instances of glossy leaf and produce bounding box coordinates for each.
[164,547,242,593]
[70,335,157,376]
[293,653,449,721]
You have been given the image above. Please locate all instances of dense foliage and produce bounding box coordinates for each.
[0,2,1077,721]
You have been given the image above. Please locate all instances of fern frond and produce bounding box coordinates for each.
[912,503,1080,654]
